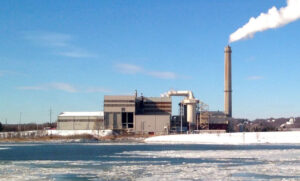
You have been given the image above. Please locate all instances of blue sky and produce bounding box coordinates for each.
[1,0,299,123]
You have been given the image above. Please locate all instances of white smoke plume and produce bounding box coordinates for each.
[229,0,300,43]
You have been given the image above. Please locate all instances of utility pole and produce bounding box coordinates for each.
[49,107,52,128]
[19,112,22,131]
[180,102,183,134]
[196,104,199,131]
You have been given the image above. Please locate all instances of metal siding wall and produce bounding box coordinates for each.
[58,122,75,130]
[117,113,122,129]
[57,121,103,130]
[74,122,87,130]
[135,115,170,134]
[108,113,114,129]
[104,107,135,112]
[104,96,136,113]
[155,115,170,133]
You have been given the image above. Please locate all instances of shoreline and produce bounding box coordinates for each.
[3,131,300,145]
[0,134,150,143]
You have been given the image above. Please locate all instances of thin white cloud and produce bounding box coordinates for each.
[85,87,111,93]
[18,85,46,91]
[50,83,77,92]
[18,83,77,93]
[23,31,96,58]
[147,71,177,79]
[115,63,143,74]
[115,63,179,80]
[0,70,26,77]
[24,32,71,47]
[18,83,111,93]
[247,76,264,80]
[57,50,97,58]
[245,56,256,62]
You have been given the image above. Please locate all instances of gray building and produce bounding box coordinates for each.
[104,95,171,134]
[104,95,135,130]
[57,112,104,130]
[198,111,228,130]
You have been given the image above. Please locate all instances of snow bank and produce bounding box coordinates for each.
[145,131,300,144]
[47,130,113,137]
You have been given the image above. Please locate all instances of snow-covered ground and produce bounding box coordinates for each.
[0,130,113,139]
[145,131,300,144]
[47,129,113,137]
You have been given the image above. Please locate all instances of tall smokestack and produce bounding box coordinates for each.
[224,45,232,118]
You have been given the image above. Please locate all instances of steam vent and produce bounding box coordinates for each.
[224,45,232,118]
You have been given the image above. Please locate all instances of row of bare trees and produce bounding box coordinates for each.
[0,122,56,132]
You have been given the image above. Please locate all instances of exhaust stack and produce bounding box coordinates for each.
[224,45,232,117]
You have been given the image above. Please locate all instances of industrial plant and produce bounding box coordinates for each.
[57,45,233,134]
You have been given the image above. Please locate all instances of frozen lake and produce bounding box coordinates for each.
[0,143,300,180]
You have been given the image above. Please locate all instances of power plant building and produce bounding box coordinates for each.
[56,45,232,133]
[103,95,135,130]
[104,95,171,134]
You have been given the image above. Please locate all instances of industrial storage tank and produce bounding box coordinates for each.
[162,90,199,124]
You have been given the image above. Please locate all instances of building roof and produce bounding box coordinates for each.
[143,97,171,102]
[104,95,135,100]
[59,111,104,117]
[208,111,226,116]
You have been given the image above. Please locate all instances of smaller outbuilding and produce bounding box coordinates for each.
[57,112,104,130]
[198,111,228,130]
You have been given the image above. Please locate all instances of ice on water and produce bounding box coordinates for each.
[0,144,300,180]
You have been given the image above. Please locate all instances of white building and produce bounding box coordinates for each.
[57,112,104,130]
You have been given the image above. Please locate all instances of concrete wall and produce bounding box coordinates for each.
[135,114,170,135]
[104,112,122,129]
[58,116,102,120]
[57,120,104,130]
